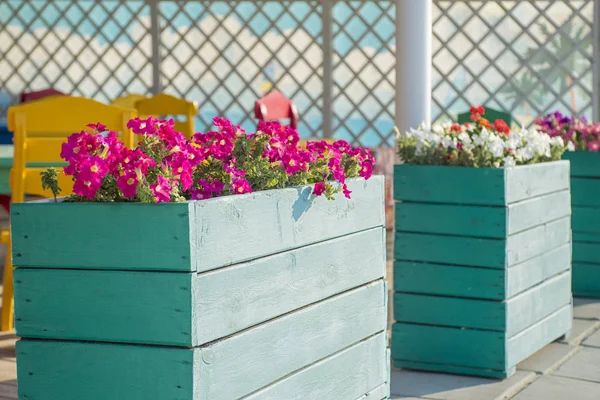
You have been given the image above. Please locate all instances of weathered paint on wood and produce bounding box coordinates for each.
[395,217,570,269]
[11,177,384,272]
[14,228,385,346]
[571,178,600,207]
[572,263,600,298]
[506,304,573,367]
[572,231,600,243]
[506,244,571,298]
[563,151,600,177]
[395,190,570,239]
[17,281,387,400]
[391,304,571,379]
[394,244,571,301]
[572,206,600,234]
[394,161,569,205]
[394,261,505,300]
[394,271,571,335]
[244,333,388,400]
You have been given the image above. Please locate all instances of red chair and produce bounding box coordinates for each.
[255,90,299,129]
[20,88,66,103]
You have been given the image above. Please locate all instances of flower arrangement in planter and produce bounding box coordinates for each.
[13,118,390,399]
[42,116,374,203]
[536,111,600,298]
[392,106,572,378]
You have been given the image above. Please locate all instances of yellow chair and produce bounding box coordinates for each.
[111,93,149,110]
[1,96,137,331]
[135,93,198,138]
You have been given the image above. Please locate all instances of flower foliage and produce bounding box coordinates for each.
[535,111,599,152]
[43,117,375,203]
[397,106,566,168]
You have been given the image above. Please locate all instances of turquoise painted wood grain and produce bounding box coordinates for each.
[394,161,569,205]
[505,271,571,337]
[391,322,506,370]
[393,271,571,335]
[14,269,194,346]
[395,202,506,238]
[506,243,571,298]
[573,241,600,263]
[504,161,569,204]
[506,304,572,367]
[195,280,386,400]
[11,202,195,271]
[12,177,384,272]
[394,293,505,330]
[13,228,385,346]
[563,151,600,177]
[395,232,506,268]
[392,360,514,379]
[244,333,388,400]
[506,217,571,266]
[17,339,195,400]
[17,281,387,400]
[572,206,600,233]
[571,178,600,207]
[394,261,505,300]
[573,263,600,298]
[394,164,505,205]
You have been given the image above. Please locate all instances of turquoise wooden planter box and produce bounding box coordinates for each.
[12,177,391,400]
[392,162,573,379]
[563,151,600,298]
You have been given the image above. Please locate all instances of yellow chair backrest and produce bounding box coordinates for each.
[111,93,149,110]
[135,93,198,138]
[7,96,137,202]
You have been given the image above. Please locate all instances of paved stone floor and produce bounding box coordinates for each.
[390,297,600,400]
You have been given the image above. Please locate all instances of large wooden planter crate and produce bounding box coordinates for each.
[12,177,390,400]
[392,162,573,378]
[563,151,600,298]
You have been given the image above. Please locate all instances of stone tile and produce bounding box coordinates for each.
[512,375,600,400]
[553,347,600,383]
[390,369,536,400]
[583,328,600,348]
[559,319,600,345]
[518,342,578,374]
[574,298,600,320]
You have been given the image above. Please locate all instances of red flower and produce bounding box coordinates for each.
[450,124,462,133]
[494,119,510,135]
[469,105,485,121]
[480,118,492,129]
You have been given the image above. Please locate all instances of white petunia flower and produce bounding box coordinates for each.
[503,156,516,168]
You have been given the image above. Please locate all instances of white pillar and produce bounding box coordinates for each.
[395,0,432,132]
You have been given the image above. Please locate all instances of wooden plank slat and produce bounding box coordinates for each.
[504,161,569,204]
[572,206,600,234]
[391,322,506,371]
[506,243,571,298]
[395,201,507,238]
[571,178,600,206]
[506,304,572,367]
[16,281,387,400]
[573,241,600,263]
[394,271,571,335]
[572,263,600,298]
[572,232,600,243]
[191,176,384,272]
[244,333,388,400]
[11,202,195,271]
[563,151,600,177]
[507,190,571,235]
[11,177,383,272]
[196,280,386,400]
[14,228,385,346]
[394,231,506,269]
[394,164,505,205]
[506,217,571,266]
[394,261,506,300]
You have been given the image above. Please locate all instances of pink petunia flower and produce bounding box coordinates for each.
[117,171,139,198]
[313,182,326,196]
[230,177,252,195]
[150,176,173,203]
